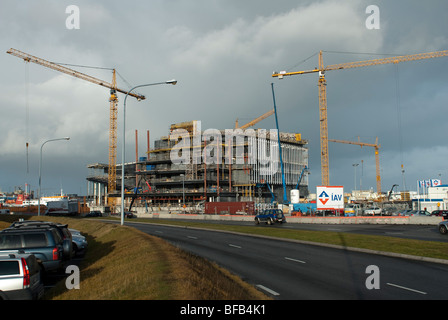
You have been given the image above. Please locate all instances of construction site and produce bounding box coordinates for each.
[87,120,309,215]
[5,48,448,217]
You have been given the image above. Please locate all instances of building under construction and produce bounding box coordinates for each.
[86,121,309,212]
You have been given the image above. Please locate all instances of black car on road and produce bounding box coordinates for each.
[255,209,286,225]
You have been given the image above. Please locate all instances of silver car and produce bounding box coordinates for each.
[0,252,44,300]
[69,229,88,255]
[364,206,382,216]
[439,220,448,235]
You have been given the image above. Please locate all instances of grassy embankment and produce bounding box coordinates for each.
[1,215,447,299]
[0,216,269,300]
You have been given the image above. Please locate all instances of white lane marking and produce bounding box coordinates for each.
[256,284,280,296]
[187,236,198,239]
[155,231,163,234]
[285,257,306,264]
[228,244,242,249]
[386,283,427,295]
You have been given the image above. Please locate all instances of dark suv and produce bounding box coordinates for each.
[255,209,286,225]
[0,227,71,273]
[9,221,73,260]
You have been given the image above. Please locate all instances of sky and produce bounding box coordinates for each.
[0,0,447,197]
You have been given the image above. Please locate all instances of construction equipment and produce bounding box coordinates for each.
[6,48,145,203]
[295,165,308,190]
[235,109,275,130]
[328,137,381,194]
[273,50,448,186]
[387,184,399,201]
[271,83,288,204]
[255,181,276,203]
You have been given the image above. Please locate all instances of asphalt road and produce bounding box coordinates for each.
[154,218,448,243]
[122,221,448,300]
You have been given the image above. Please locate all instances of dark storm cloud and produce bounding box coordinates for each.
[0,0,447,196]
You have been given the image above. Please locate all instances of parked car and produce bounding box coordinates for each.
[0,252,44,300]
[124,212,137,218]
[344,204,362,216]
[255,209,286,225]
[85,211,102,217]
[431,210,448,219]
[396,209,412,216]
[414,210,431,216]
[364,206,382,216]
[0,226,71,273]
[8,221,73,260]
[439,220,448,235]
[401,210,431,216]
[68,228,82,236]
[69,229,88,255]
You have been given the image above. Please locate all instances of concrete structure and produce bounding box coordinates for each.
[86,120,309,212]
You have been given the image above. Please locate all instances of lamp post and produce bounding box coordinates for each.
[121,80,177,225]
[352,163,359,193]
[38,137,70,216]
[180,173,185,210]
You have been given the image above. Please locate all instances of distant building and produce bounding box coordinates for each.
[413,185,448,211]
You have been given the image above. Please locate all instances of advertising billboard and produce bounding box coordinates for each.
[316,186,344,210]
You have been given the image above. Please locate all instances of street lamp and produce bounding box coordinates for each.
[38,137,70,216]
[180,173,185,210]
[121,80,177,225]
[352,163,359,193]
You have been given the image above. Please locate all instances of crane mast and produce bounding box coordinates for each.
[109,70,119,195]
[273,49,448,186]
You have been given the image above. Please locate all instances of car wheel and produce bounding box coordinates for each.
[255,218,260,225]
[439,224,448,235]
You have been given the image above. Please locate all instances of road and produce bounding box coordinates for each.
[121,220,448,300]
[150,217,448,243]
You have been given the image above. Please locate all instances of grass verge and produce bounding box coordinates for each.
[0,215,270,300]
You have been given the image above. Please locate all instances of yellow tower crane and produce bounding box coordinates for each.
[235,108,275,130]
[273,50,448,186]
[6,48,146,201]
[328,137,381,195]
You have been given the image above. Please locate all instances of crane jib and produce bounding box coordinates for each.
[6,48,145,100]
